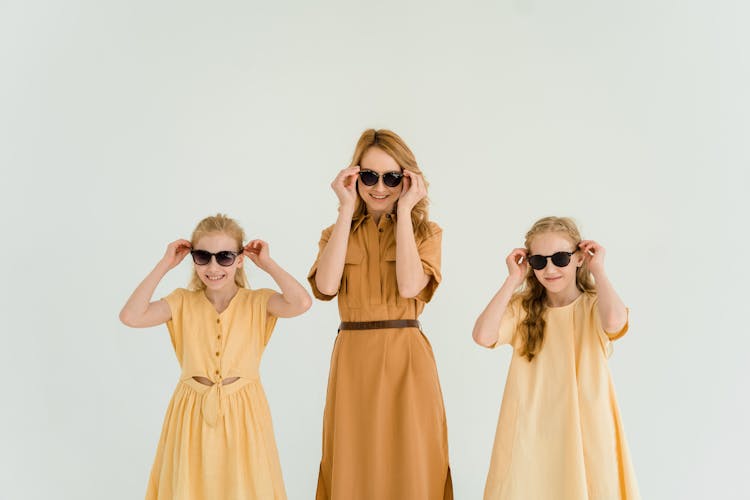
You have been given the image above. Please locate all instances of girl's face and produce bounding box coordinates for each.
[357,146,403,216]
[192,232,243,291]
[528,231,583,297]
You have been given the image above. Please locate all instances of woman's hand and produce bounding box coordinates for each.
[579,240,606,277]
[331,165,360,213]
[159,239,192,270]
[506,248,529,287]
[244,239,273,272]
[397,170,427,214]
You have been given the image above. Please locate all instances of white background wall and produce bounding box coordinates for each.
[1,1,748,498]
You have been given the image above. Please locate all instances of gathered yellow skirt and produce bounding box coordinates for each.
[146,377,286,500]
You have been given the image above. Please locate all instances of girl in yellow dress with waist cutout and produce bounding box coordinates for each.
[120,214,311,500]
[473,216,640,500]
[309,129,453,499]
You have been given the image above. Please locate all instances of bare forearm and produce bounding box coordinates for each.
[314,209,353,295]
[395,210,429,298]
[593,271,627,333]
[264,259,312,314]
[119,261,170,324]
[473,277,519,347]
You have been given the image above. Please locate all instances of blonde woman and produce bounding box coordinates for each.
[473,216,639,499]
[309,130,453,499]
[120,214,311,499]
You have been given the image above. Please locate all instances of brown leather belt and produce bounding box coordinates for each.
[339,319,421,331]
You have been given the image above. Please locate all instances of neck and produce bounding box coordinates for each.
[545,286,582,307]
[204,283,239,306]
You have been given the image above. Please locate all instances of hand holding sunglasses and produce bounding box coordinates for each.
[161,239,193,270]
[243,239,274,271]
[506,248,529,286]
[578,240,606,276]
[331,165,361,213]
[397,170,427,214]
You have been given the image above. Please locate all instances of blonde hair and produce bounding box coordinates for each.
[188,214,248,291]
[349,129,432,239]
[517,216,595,361]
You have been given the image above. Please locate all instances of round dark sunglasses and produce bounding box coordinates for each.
[527,251,577,270]
[358,170,404,188]
[190,249,242,267]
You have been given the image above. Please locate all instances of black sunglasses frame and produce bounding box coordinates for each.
[358,170,404,188]
[190,249,242,267]
[527,251,577,270]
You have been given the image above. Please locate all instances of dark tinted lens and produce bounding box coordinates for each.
[191,250,211,265]
[527,255,547,270]
[215,251,237,267]
[550,252,572,267]
[382,172,403,187]
[359,171,379,186]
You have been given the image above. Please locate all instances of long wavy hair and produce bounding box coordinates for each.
[188,214,248,291]
[349,129,432,239]
[517,216,596,361]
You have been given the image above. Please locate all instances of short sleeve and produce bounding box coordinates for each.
[414,222,443,303]
[162,288,185,355]
[250,288,279,347]
[590,294,629,357]
[490,296,522,349]
[307,225,337,301]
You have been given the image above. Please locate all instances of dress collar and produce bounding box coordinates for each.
[351,211,397,232]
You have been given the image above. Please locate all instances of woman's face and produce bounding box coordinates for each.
[528,231,583,297]
[192,232,242,291]
[357,146,403,216]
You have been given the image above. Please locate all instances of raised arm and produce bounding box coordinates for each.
[579,240,627,333]
[472,248,528,347]
[244,239,312,318]
[314,166,359,295]
[395,170,430,298]
[119,239,191,328]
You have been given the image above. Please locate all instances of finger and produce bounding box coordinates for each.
[402,174,412,193]
[335,168,357,185]
[344,173,359,190]
[244,241,260,255]
[414,172,426,193]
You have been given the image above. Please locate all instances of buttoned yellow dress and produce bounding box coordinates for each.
[309,214,453,500]
[484,293,640,500]
[146,287,286,500]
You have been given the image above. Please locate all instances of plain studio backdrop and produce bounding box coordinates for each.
[1,0,747,498]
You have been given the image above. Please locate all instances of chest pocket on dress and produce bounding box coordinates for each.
[343,245,364,308]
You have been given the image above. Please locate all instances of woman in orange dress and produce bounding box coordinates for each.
[309,129,453,500]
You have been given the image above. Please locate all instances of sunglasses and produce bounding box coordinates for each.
[527,251,577,270]
[358,170,404,188]
[190,249,242,267]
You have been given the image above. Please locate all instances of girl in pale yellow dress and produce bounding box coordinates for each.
[473,217,640,500]
[120,214,311,500]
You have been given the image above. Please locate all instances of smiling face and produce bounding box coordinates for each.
[192,232,243,292]
[528,231,584,297]
[357,146,402,216]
